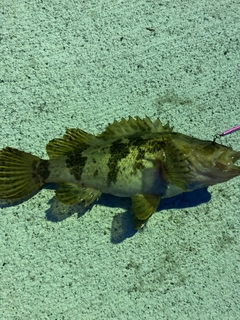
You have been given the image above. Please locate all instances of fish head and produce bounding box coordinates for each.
[173,134,240,189]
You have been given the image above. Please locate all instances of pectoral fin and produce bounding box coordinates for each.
[163,141,190,190]
[131,194,161,230]
[56,182,101,206]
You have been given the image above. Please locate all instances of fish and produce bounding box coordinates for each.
[0,116,239,229]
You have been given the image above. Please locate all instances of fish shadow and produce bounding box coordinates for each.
[109,187,211,243]
[0,185,211,244]
[45,186,211,244]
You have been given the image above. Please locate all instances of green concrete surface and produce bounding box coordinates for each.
[0,1,239,319]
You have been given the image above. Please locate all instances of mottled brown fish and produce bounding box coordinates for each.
[0,116,240,229]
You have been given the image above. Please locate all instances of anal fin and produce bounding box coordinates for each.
[56,182,101,206]
[131,194,161,230]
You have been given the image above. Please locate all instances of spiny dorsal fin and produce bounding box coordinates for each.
[98,116,173,140]
[46,128,99,159]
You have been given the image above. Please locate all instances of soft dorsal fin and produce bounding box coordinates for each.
[46,128,98,159]
[98,116,173,140]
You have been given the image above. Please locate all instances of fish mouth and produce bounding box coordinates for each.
[217,150,240,168]
[186,146,240,188]
[232,151,240,164]
[205,149,240,185]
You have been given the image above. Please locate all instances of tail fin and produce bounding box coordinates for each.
[0,147,49,201]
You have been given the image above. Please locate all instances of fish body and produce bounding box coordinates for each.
[0,116,239,229]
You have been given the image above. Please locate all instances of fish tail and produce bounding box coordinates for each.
[0,147,50,201]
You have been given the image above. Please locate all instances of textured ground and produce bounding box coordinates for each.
[0,1,239,319]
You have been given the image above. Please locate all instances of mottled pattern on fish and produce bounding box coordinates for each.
[0,116,239,229]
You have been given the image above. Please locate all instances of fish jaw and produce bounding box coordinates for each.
[180,139,240,189]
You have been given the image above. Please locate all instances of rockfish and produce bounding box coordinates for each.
[0,116,239,229]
